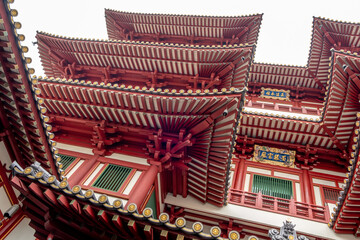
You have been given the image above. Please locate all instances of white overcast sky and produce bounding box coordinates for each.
[11,0,360,76]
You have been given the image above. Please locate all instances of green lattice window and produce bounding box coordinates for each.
[58,154,76,170]
[92,164,132,192]
[252,174,293,200]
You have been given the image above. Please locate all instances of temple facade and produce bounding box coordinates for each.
[0,0,359,239]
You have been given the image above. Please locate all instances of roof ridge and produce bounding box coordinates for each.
[105,8,263,19]
[331,47,360,57]
[36,31,255,49]
[314,16,360,25]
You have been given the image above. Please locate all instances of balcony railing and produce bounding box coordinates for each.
[228,189,330,223]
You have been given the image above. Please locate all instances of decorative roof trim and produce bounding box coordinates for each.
[105,8,263,20]
[36,31,256,49]
[314,16,360,26]
[328,113,360,229]
[33,76,247,97]
[1,0,59,176]
[11,161,242,240]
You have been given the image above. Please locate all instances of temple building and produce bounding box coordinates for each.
[0,0,360,239]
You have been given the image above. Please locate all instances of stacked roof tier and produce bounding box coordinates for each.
[105,10,262,45]
[328,51,360,235]
[34,76,246,206]
[237,18,360,169]
[37,32,255,90]
[247,18,360,113]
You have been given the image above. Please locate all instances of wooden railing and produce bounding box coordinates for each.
[228,189,330,223]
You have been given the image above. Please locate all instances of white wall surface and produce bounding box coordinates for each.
[274,171,299,180]
[5,217,35,240]
[0,142,21,198]
[0,142,13,168]
[0,187,12,215]
[312,178,336,187]
[295,182,301,202]
[247,167,271,175]
[313,186,323,206]
[244,174,251,191]
[56,142,93,155]
[311,168,346,177]
[109,153,149,166]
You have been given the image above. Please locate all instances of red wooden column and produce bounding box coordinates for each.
[68,155,99,187]
[234,157,246,190]
[301,167,314,205]
[126,164,159,209]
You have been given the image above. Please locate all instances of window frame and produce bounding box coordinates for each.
[250,173,294,200]
[238,161,301,201]
[57,149,150,200]
[80,162,137,198]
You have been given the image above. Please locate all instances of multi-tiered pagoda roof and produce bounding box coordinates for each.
[1,0,360,239]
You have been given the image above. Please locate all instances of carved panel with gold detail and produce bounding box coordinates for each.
[253,145,295,168]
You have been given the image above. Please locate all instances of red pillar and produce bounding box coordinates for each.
[172,168,177,197]
[302,168,314,205]
[182,169,188,198]
[234,157,246,190]
[126,164,159,209]
[67,155,99,187]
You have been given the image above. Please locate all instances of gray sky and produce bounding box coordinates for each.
[11,0,360,76]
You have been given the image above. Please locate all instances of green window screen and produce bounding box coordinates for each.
[252,174,293,199]
[92,164,132,192]
[145,189,157,217]
[58,154,76,170]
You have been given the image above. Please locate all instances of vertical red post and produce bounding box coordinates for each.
[302,168,314,205]
[234,157,246,190]
[172,168,177,197]
[289,197,295,215]
[256,191,263,208]
[182,169,187,198]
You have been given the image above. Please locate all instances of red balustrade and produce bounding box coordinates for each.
[228,189,330,223]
